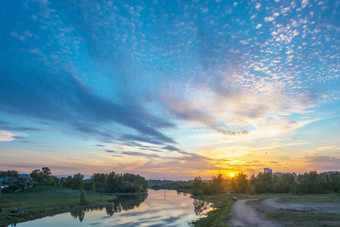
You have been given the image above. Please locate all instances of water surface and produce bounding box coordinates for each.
[16,190,214,227]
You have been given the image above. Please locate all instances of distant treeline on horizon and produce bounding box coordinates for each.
[2,169,340,195]
[0,167,148,194]
[150,171,340,195]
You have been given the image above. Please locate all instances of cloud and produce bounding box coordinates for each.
[121,134,174,146]
[0,120,40,132]
[0,130,16,142]
[0,66,176,145]
[301,0,309,8]
[317,146,340,151]
[296,156,340,171]
[0,129,28,142]
[264,17,275,22]
[286,137,299,141]
[122,151,161,159]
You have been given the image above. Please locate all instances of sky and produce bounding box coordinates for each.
[0,0,339,180]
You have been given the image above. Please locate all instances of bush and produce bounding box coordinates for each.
[80,189,87,205]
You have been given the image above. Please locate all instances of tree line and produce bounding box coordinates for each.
[59,172,148,193]
[0,170,19,178]
[192,171,340,196]
[150,173,228,196]
[21,167,147,193]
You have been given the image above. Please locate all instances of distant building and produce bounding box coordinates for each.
[264,168,272,173]
[18,174,30,179]
[273,172,283,176]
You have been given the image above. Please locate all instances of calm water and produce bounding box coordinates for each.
[15,190,214,227]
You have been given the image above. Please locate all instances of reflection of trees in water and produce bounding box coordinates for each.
[69,193,148,222]
[106,193,147,216]
[70,209,85,222]
[176,191,188,197]
[193,199,212,216]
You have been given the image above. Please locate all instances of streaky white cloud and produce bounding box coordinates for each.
[0,130,15,142]
[317,146,340,151]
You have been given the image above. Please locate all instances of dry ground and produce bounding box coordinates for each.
[227,195,340,227]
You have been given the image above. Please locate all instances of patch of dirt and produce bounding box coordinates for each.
[262,198,340,214]
[227,198,340,227]
[227,199,281,227]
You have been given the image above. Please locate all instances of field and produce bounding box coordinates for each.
[0,185,115,226]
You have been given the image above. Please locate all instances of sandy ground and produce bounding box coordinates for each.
[262,198,340,214]
[227,198,340,227]
[227,199,280,227]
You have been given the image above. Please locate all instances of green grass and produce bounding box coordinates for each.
[0,185,115,226]
[191,194,232,227]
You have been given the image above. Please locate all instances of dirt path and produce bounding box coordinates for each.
[227,199,280,227]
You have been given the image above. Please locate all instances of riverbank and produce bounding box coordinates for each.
[165,189,340,227]
[192,193,340,227]
[0,185,115,226]
[190,193,261,226]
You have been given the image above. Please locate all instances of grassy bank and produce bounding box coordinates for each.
[0,185,115,226]
[190,193,256,227]
[176,190,340,227]
[191,194,232,227]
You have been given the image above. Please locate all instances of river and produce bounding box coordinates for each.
[15,190,214,227]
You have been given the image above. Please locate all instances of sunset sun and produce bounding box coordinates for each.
[229,173,235,178]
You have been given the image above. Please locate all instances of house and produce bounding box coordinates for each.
[18,173,30,179]
[0,174,33,193]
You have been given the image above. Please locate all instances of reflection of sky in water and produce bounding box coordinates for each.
[16,190,214,227]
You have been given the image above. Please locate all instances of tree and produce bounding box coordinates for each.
[193,177,205,195]
[90,182,96,193]
[254,172,273,193]
[231,172,249,193]
[211,173,226,195]
[30,169,43,182]
[0,170,18,177]
[71,173,84,190]
[80,189,87,205]
[42,167,51,175]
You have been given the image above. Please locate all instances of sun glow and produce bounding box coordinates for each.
[229,172,235,177]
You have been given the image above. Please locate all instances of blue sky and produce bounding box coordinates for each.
[0,0,339,179]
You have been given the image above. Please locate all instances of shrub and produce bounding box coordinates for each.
[80,189,87,205]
